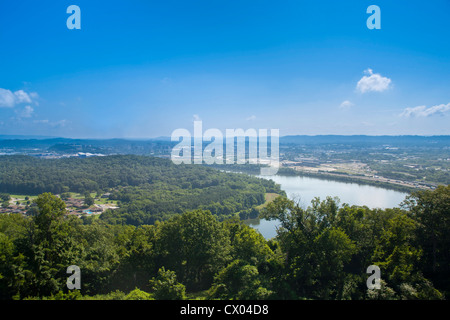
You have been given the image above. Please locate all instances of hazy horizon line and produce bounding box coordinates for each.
[1,133,449,141]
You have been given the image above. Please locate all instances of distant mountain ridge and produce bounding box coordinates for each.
[0,135,60,140]
[1,134,448,142]
[0,134,448,154]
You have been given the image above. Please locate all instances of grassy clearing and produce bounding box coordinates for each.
[255,192,280,210]
[95,197,118,205]
[68,193,118,205]
[9,194,38,200]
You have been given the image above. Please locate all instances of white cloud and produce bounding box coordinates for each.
[53,119,67,127]
[33,119,68,127]
[34,119,49,124]
[339,100,354,110]
[356,69,392,93]
[193,114,201,121]
[29,92,39,105]
[400,103,450,118]
[0,88,16,107]
[246,115,257,121]
[13,90,32,104]
[16,105,34,118]
[29,92,39,99]
[0,88,38,107]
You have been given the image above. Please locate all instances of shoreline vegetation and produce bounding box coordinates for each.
[1,186,448,300]
[208,164,425,194]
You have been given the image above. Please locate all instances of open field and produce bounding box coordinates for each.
[255,193,280,210]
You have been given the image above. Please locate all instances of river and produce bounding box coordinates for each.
[246,174,410,239]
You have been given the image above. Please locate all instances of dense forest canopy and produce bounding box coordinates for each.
[0,155,284,224]
[0,154,448,301]
[0,186,448,300]
[0,154,274,195]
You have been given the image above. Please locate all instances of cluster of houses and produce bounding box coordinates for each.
[64,197,104,217]
[0,194,118,217]
[0,204,24,214]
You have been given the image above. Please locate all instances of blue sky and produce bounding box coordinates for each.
[0,0,449,138]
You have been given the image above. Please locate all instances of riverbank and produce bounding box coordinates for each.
[242,173,411,239]
[208,164,428,193]
[275,167,421,193]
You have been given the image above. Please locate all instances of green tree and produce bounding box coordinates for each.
[154,210,231,291]
[0,233,16,298]
[84,193,94,207]
[371,211,421,285]
[402,185,450,294]
[0,193,11,202]
[261,196,357,299]
[226,220,273,266]
[124,288,153,300]
[60,192,71,201]
[21,193,85,298]
[111,224,156,292]
[209,260,272,300]
[0,213,30,299]
[149,267,186,300]
[33,193,66,239]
